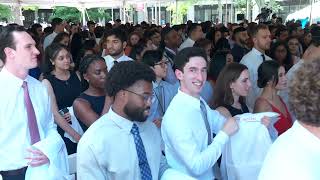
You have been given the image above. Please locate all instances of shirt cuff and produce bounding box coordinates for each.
[214,131,229,144]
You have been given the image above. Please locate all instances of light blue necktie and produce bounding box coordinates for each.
[131,123,153,180]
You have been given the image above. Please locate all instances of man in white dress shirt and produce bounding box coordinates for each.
[0,25,68,180]
[178,23,203,51]
[43,18,65,50]
[161,47,239,180]
[78,61,171,180]
[259,58,320,180]
[240,24,272,109]
[103,28,132,71]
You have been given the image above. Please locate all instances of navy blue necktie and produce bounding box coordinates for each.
[131,123,153,180]
[261,54,266,62]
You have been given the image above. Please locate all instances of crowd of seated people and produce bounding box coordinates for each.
[0,17,320,180]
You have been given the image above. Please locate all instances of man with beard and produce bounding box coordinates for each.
[103,28,132,72]
[231,27,250,63]
[77,61,170,179]
[240,24,272,109]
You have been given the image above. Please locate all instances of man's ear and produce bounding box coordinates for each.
[175,69,183,81]
[4,47,14,60]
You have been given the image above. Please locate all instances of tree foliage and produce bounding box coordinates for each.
[0,4,12,21]
[50,6,81,22]
[167,0,197,24]
[87,8,111,23]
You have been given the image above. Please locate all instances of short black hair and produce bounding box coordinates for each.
[51,18,63,29]
[233,27,247,37]
[87,20,95,26]
[142,50,163,67]
[106,61,156,97]
[275,25,288,37]
[187,23,201,36]
[0,25,26,63]
[52,32,69,44]
[257,60,280,88]
[105,28,127,43]
[175,47,207,71]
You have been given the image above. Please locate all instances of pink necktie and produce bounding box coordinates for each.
[22,81,40,144]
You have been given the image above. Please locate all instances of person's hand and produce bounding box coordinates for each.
[63,112,71,123]
[261,116,271,127]
[25,148,49,167]
[72,133,81,142]
[222,117,239,136]
[153,118,162,128]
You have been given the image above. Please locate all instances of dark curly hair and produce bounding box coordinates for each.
[106,61,156,97]
[79,54,106,90]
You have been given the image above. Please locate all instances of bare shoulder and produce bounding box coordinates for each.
[253,97,272,113]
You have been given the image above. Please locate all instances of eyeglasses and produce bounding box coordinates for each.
[123,89,153,103]
[154,60,169,68]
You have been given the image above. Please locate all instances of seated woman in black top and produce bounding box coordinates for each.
[73,55,107,132]
[42,43,82,154]
[213,63,251,117]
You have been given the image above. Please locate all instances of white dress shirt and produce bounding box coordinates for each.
[178,37,195,51]
[161,90,228,180]
[259,121,320,180]
[103,54,133,72]
[240,48,272,109]
[43,31,58,50]
[77,108,168,180]
[0,68,68,179]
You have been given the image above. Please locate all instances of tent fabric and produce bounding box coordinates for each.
[0,0,171,8]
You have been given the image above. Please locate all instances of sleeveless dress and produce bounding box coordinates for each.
[224,102,250,116]
[257,96,293,135]
[76,93,105,132]
[45,71,82,154]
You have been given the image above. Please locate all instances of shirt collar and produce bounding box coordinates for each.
[165,47,176,55]
[1,67,30,87]
[108,107,147,134]
[252,47,264,56]
[177,89,204,109]
[295,121,320,146]
[187,37,195,44]
[152,80,164,89]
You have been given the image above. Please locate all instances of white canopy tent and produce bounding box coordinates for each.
[0,0,173,25]
[286,1,320,24]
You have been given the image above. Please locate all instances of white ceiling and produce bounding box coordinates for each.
[0,0,174,8]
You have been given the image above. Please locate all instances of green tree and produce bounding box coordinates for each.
[0,4,12,22]
[87,8,111,23]
[167,0,197,24]
[50,6,81,22]
[265,0,283,13]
